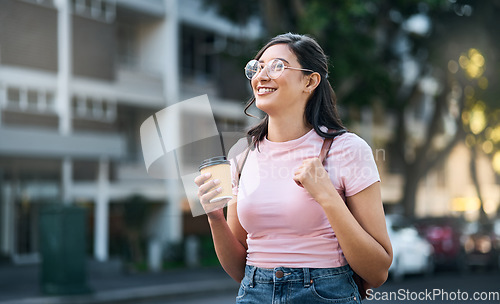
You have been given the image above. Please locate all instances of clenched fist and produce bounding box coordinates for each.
[293,157,338,205]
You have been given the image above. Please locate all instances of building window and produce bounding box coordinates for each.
[89,98,102,118]
[181,25,218,82]
[72,94,116,122]
[27,89,38,110]
[116,22,138,68]
[73,96,85,117]
[5,86,56,114]
[103,101,116,121]
[7,87,21,109]
[45,91,55,112]
[71,0,115,23]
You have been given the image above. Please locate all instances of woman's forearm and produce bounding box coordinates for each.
[321,202,391,286]
[295,158,392,287]
[316,188,392,287]
[208,216,247,282]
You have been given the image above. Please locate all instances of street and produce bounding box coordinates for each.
[141,270,500,304]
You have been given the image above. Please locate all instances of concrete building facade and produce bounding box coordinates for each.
[0,0,260,268]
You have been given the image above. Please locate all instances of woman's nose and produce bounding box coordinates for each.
[254,65,270,80]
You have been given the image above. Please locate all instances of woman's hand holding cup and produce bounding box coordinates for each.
[196,156,233,219]
[194,172,227,220]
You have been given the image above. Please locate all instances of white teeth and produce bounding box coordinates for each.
[258,88,277,93]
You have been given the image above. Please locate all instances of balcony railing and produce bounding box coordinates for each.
[0,127,125,159]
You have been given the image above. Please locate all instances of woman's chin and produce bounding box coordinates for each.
[255,99,276,115]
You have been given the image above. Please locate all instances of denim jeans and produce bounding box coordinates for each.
[236,264,362,303]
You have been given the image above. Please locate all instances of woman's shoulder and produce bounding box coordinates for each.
[328,132,375,164]
[227,137,252,164]
[334,131,372,150]
[316,126,367,144]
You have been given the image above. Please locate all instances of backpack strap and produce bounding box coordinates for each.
[319,137,334,163]
[235,143,252,187]
[319,129,347,163]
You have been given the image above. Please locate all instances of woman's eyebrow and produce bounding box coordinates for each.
[258,57,291,64]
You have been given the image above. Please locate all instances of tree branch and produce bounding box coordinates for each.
[414,83,447,178]
[420,81,466,176]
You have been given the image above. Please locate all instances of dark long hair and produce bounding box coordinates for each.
[245,33,346,145]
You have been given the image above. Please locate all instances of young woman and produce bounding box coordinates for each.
[195,33,392,303]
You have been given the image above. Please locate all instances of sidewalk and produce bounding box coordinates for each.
[0,261,239,304]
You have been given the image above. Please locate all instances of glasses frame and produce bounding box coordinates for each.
[244,59,315,80]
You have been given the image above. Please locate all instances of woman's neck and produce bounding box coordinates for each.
[267,115,311,142]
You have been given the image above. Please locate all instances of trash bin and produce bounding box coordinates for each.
[39,204,91,295]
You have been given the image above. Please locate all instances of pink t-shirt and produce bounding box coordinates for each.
[230,128,380,269]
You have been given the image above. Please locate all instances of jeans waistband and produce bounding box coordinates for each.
[244,264,352,288]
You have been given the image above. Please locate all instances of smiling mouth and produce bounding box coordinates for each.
[258,88,277,95]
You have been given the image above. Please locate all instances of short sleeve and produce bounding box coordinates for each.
[338,134,380,197]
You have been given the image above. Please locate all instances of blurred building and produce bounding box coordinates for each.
[420,142,500,220]
[0,0,260,267]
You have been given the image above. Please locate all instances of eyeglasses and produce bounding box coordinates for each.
[244,58,315,80]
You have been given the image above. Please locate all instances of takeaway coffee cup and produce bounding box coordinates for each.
[199,156,232,203]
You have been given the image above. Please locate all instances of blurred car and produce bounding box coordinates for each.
[462,219,500,271]
[386,214,434,281]
[414,217,466,270]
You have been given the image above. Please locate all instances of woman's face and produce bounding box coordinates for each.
[251,44,310,116]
